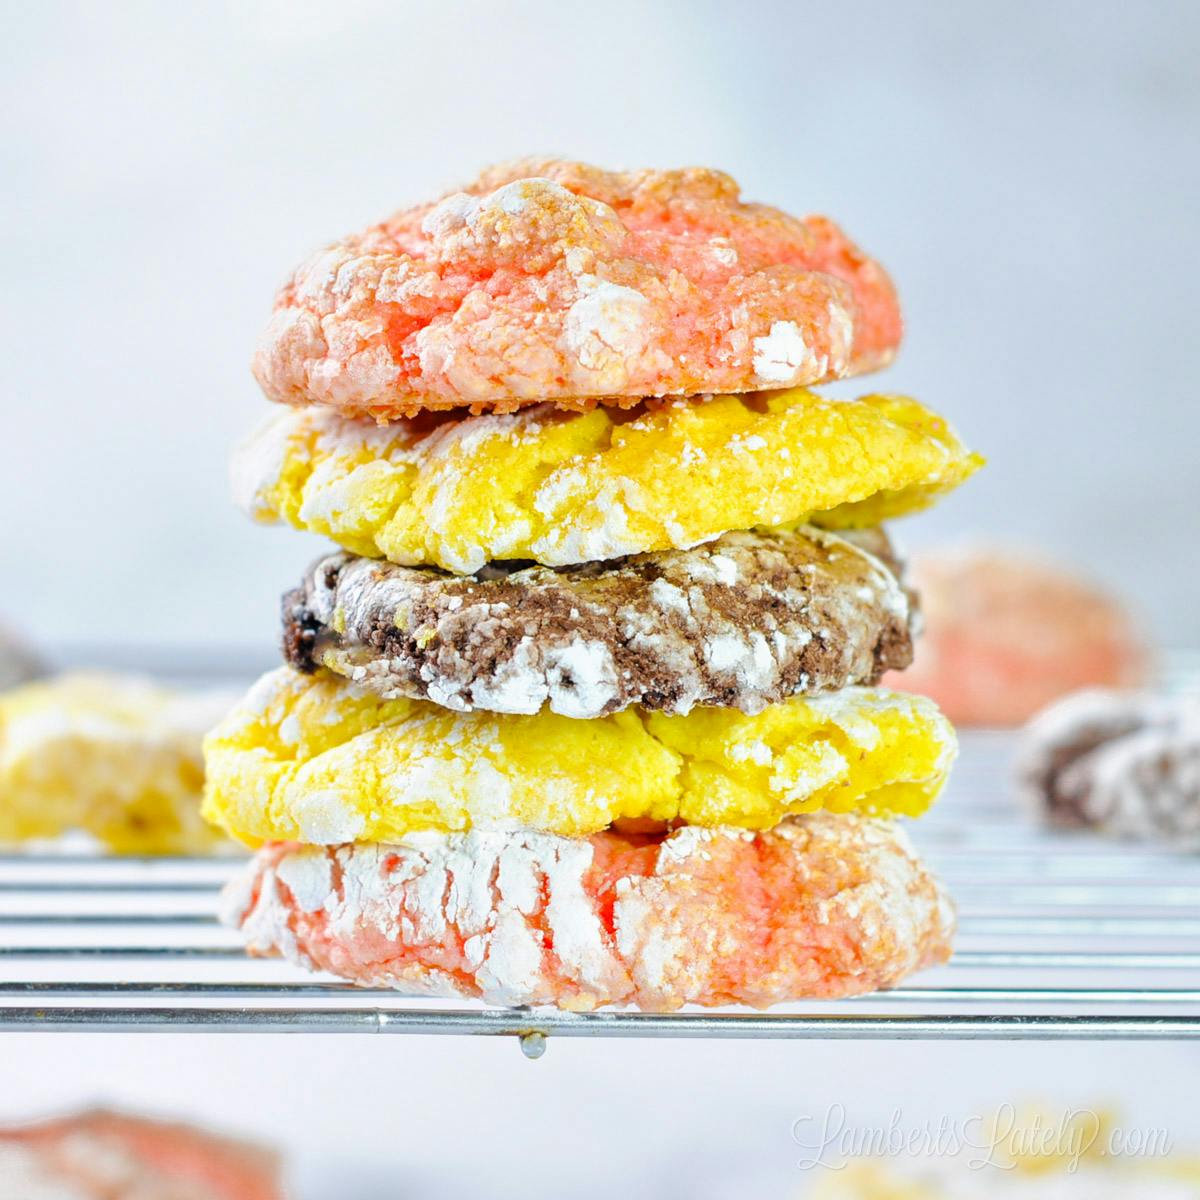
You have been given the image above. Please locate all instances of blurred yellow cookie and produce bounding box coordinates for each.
[0,673,233,854]
[809,1156,1200,1199]
[232,388,981,573]
[202,666,955,845]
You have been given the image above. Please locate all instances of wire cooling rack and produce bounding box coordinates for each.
[3,653,1199,1054]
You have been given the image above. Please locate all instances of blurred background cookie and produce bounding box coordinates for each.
[1017,688,1200,847]
[0,619,44,692]
[805,1103,1200,1198]
[0,1108,283,1200]
[0,673,237,854]
[884,545,1150,726]
[807,1150,1200,1199]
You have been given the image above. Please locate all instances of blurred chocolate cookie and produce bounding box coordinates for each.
[1017,689,1200,847]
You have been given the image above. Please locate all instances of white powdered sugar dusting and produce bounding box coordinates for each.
[769,741,848,800]
[422,178,573,240]
[473,909,544,1003]
[466,640,548,714]
[235,865,304,965]
[681,551,740,586]
[542,640,619,719]
[223,814,953,1010]
[275,847,334,913]
[704,633,749,673]
[563,276,652,372]
[296,523,916,720]
[540,838,622,990]
[752,320,820,383]
[530,474,648,564]
[647,577,691,617]
[321,829,626,1005]
[288,789,366,845]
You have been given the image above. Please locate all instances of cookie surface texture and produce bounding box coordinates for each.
[223,813,954,1010]
[233,389,981,573]
[282,525,915,717]
[202,667,956,845]
[253,159,903,418]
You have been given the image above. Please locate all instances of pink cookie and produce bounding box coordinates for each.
[223,814,953,1012]
[0,1110,283,1200]
[253,158,902,418]
[885,546,1150,726]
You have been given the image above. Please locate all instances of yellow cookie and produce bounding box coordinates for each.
[0,673,233,854]
[202,666,956,845]
[232,388,981,573]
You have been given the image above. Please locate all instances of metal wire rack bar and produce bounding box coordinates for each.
[5,947,1200,969]
[3,982,1199,1003]
[1,1009,1197,1043]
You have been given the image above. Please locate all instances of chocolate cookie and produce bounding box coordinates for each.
[1017,689,1200,846]
[281,525,915,718]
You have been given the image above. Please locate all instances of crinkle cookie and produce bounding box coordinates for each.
[885,545,1147,726]
[233,388,981,573]
[253,158,902,418]
[282,525,915,717]
[201,667,955,845]
[222,813,954,1010]
[1017,689,1200,847]
[0,1110,283,1200]
[810,1157,1200,1200]
[0,673,234,854]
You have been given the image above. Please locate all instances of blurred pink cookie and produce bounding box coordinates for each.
[254,158,902,418]
[885,546,1149,726]
[223,813,954,1012]
[0,1109,283,1200]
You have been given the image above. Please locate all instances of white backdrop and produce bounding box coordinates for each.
[2,5,1200,1196]
[3,0,1198,656]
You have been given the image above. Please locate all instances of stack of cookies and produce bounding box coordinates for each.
[205,160,982,1011]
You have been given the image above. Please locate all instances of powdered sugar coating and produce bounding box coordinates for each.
[253,159,902,418]
[0,673,235,854]
[1017,688,1200,846]
[281,526,915,717]
[223,813,954,1011]
[201,667,956,845]
[233,388,981,573]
